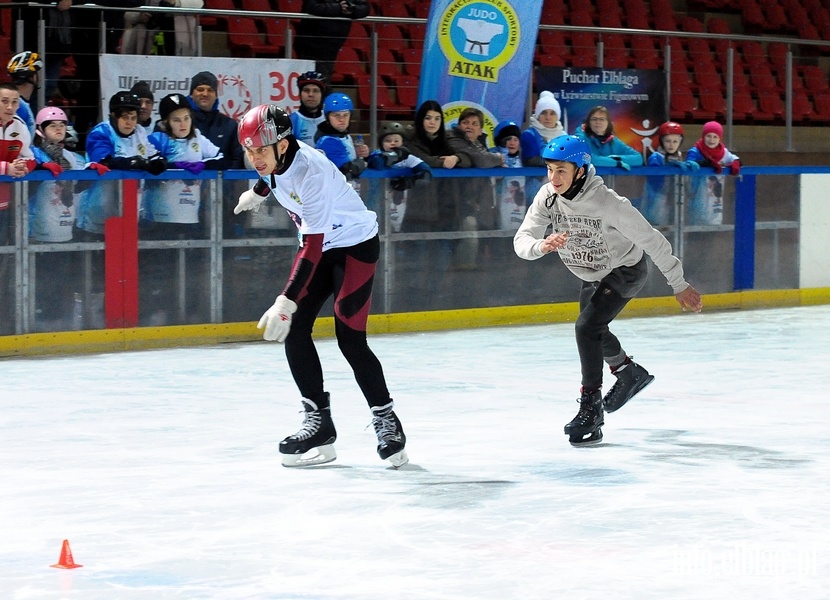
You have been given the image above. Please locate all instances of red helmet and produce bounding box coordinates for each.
[657,121,684,138]
[238,105,293,148]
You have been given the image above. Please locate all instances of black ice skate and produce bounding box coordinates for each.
[370,402,408,468]
[279,396,337,467]
[603,358,654,413]
[564,388,604,447]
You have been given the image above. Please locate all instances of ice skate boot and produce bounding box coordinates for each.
[370,402,408,468]
[279,395,337,467]
[564,388,604,447]
[603,357,654,413]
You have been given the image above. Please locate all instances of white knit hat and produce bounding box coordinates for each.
[534,90,561,119]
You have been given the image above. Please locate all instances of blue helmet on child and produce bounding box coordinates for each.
[542,135,592,167]
[323,93,354,114]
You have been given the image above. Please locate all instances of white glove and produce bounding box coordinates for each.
[234,188,267,215]
[257,295,297,342]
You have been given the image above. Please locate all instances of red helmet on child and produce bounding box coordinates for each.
[657,121,684,138]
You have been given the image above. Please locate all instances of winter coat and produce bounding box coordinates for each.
[294,0,370,63]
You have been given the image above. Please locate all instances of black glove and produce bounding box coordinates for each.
[414,169,432,186]
[390,177,414,192]
[342,158,366,180]
[146,156,168,175]
[131,156,149,170]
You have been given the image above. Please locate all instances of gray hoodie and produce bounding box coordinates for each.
[513,165,688,294]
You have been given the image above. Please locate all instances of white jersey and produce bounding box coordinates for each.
[289,110,325,146]
[143,129,222,224]
[29,149,84,242]
[263,140,378,249]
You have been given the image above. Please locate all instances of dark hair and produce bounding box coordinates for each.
[413,100,453,156]
[458,107,484,127]
[0,82,19,94]
[582,106,614,138]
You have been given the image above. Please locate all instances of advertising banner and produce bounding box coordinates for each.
[535,67,668,157]
[99,55,314,124]
[418,0,544,141]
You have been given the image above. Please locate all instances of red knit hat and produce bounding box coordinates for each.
[702,121,723,138]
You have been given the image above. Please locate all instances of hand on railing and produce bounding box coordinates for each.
[86,162,110,176]
[41,162,64,178]
[172,161,206,175]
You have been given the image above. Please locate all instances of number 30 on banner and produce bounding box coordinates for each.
[268,71,302,103]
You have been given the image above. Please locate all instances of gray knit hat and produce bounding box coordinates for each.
[190,71,218,93]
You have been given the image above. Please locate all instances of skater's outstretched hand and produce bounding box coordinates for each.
[676,284,703,313]
[258,295,297,342]
[541,231,568,254]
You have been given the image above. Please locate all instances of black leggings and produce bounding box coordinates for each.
[575,257,649,390]
[284,235,390,408]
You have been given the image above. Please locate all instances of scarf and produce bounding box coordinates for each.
[41,141,72,170]
[693,139,725,165]
[529,115,564,143]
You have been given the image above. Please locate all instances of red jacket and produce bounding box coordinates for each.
[0,115,35,210]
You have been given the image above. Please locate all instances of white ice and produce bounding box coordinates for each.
[1,305,829,599]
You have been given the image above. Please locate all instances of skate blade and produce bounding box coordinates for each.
[569,430,603,447]
[386,449,409,469]
[281,444,337,468]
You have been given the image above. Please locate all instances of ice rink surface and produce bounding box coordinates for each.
[1,304,829,599]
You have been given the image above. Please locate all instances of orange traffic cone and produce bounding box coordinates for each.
[50,539,83,569]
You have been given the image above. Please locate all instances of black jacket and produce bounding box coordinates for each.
[294,0,370,62]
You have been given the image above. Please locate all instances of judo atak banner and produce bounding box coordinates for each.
[535,67,668,158]
[418,0,544,143]
[99,54,314,125]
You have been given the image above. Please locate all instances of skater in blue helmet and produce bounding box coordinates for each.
[514,135,702,446]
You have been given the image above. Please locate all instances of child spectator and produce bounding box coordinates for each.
[520,90,565,167]
[29,106,87,243]
[77,91,167,239]
[641,121,699,225]
[491,120,523,167]
[491,120,528,229]
[686,121,741,175]
[367,121,432,232]
[1,82,35,246]
[28,106,102,329]
[647,122,699,170]
[576,106,644,170]
[7,51,42,138]
[144,92,223,237]
[289,70,327,146]
[514,135,702,446]
[686,121,740,225]
[314,92,369,187]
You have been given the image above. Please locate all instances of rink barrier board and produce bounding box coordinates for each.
[2,288,829,358]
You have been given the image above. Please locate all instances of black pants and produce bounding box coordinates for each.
[284,235,390,408]
[575,256,649,390]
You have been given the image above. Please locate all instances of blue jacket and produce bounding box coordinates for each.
[575,132,644,168]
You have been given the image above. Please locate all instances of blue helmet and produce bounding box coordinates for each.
[323,93,354,114]
[542,135,592,167]
[493,120,521,147]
